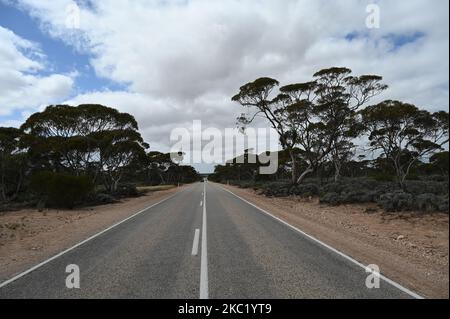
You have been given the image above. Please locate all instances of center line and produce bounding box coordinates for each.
[199,182,209,299]
[191,229,200,256]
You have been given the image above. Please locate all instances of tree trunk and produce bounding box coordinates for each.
[0,164,6,202]
[296,167,314,184]
[113,179,120,193]
[333,160,341,183]
[289,150,297,185]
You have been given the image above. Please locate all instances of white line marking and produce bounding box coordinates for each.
[192,229,200,256]
[200,200,203,207]
[0,187,189,289]
[219,185,424,299]
[199,182,209,299]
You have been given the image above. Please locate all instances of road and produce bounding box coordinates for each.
[0,182,419,299]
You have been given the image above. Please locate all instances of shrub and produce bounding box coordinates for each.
[292,184,320,197]
[258,177,448,213]
[437,196,449,213]
[236,181,256,189]
[30,172,94,209]
[415,193,438,212]
[320,192,341,206]
[377,191,414,212]
[90,193,118,205]
[377,192,449,213]
[370,173,395,182]
[405,180,449,196]
[113,183,139,198]
[340,190,378,204]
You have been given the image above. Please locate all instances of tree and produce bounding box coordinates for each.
[311,67,387,182]
[232,68,386,184]
[429,151,449,176]
[98,129,148,192]
[146,151,176,184]
[21,104,149,192]
[30,171,94,209]
[272,88,331,183]
[361,100,449,188]
[0,127,27,202]
[232,77,309,184]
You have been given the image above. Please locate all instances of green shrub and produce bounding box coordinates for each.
[257,177,448,213]
[113,183,139,198]
[30,172,94,209]
[320,192,341,206]
[405,180,449,196]
[90,193,118,205]
[377,192,449,213]
[377,191,414,212]
[370,173,395,182]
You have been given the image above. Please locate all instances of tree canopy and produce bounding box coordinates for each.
[232,67,388,184]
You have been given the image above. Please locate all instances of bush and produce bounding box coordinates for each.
[320,192,341,206]
[113,183,139,198]
[90,193,118,205]
[405,180,449,196]
[377,191,414,212]
[30,172,94,209]
[257,177,448,213]
[377,192,449,213]
[340,190,378,204]
[414,194,448,213]
[437,196,449,213]
[370,173,395,182]
[292,184,320,197]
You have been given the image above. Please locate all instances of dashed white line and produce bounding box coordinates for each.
[191,229,200,256]
[199,182,209,299]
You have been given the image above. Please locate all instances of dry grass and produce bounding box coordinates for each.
[137,185,177,193]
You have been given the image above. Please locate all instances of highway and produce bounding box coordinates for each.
[0,182,419,299]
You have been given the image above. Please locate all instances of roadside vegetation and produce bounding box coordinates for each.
[0,104,200,211]
[211,67,449,214]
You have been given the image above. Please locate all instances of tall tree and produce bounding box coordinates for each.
[21,104,149,192]
[0,127,27,202]
[361,100,449,188]
[232,68,386,184]
[232,77,308,184]
[312,67,387,182]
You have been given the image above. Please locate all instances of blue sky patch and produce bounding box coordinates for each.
[0,2,127,99]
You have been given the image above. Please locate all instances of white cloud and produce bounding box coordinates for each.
[2,0,449,165]
[0,26,74,117]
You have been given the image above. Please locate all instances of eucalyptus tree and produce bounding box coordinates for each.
[361,100,449,188]
[232,67,387,184]
[21,104,149,192]
[310,67,387,182]
[232,77,309,183]
[0,127,27,202]
[146,151,199,185]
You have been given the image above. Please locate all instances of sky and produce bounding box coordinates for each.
[0,0,449,173]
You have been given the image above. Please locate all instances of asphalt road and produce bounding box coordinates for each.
[0,182,419,299]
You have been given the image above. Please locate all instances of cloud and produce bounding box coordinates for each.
[2,0,449,167]
[0,26,74,117]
